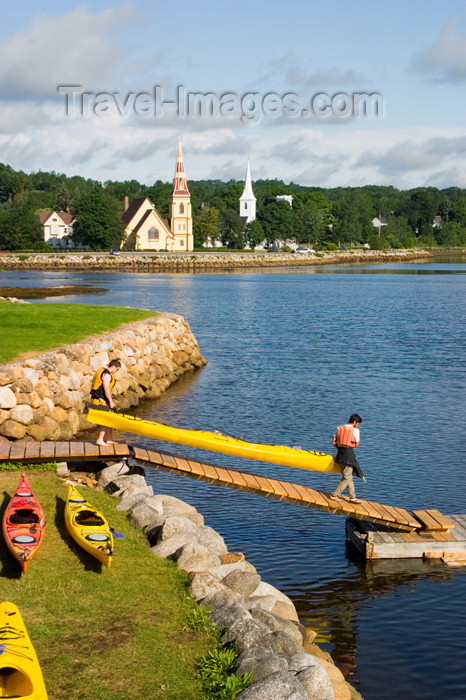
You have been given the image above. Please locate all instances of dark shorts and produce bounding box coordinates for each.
[335,447,363,478]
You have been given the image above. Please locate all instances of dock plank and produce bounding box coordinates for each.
[413,509,451,531]
[83,442,100,458]
[69,442,86,459]
[9,441,27,460]
[0,443,11,461]
[424,509,455,531]
[24,442,41,460]
[39,442,56,460]
[173,455,194,474]
[54,442,70,460]
[114,443,130,457]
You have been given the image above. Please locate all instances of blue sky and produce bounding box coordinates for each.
[1,1,466,189]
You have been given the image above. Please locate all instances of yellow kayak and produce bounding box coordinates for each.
[64,486,114,567]
[87,407,340,473]
[0,601,48,699]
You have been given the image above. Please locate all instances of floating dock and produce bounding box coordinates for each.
[346,515,466,563]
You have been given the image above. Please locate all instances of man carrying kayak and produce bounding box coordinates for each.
[331,414,364,503]
[90,359,121,446]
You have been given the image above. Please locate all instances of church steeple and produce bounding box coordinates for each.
[170,139,193,251]
[239,159,256,223]
[172,138,190,196]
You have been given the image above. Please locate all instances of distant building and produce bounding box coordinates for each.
[122,140,193,251]
[239,160,256,223]
[372,215,387,230]
[276,195,293,207]
[39,210,75,248]
[432,215,443,228]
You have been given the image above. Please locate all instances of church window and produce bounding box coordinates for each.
[179,203,184,214]
[148,227,159,240]
[245,203,248,209]
[179,239,184,246]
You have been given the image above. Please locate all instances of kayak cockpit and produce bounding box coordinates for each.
[0,665,33,696]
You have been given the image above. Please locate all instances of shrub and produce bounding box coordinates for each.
[198,648,252,699]
[0,462,57,472]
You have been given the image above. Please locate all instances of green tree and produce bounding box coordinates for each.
[244,219,264,249]
[295,192,332,244]
[220,209,244,248]
[258,200,302,247]
[193,206,220,247]
[330,192,374,244]
[436,221,466,246]
[55,183,71,212]
[0,199,44,250]
[72,191,123,250]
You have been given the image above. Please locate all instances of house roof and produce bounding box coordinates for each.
[132,209,152,233]
[122,197,149,225]
[39,211,74,225]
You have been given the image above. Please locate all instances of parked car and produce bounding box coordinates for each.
[295,246,316,254]
[109,249,121,255]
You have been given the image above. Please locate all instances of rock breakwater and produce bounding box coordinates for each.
[67,459,362,699]
[0,314,206,442]
[0,249,433,272]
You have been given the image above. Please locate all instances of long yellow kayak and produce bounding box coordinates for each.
[87,407,340,473]
[65,485,114,567]
[0,601,48,699]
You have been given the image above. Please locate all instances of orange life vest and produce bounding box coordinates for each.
[335,424,358,447]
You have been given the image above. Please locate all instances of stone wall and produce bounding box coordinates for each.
[0,314,206,442]
[0,248,434,272]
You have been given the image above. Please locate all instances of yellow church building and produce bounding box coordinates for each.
[121,140,193,252]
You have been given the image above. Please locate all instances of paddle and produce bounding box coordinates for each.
[110,527,125,539]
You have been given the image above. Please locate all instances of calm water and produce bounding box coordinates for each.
[2,261,466,699]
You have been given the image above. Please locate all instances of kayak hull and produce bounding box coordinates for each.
[87,407,340,474]
[2,472,45,573]
[0,601,48,699]
[64,486,113,567]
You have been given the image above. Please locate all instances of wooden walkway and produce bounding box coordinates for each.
[0,440,455,534]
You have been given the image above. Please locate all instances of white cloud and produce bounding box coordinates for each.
[409,16,466,82]
[0,3,137,100]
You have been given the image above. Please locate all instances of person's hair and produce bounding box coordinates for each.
[108,359,121,369]
[349,413,362,424]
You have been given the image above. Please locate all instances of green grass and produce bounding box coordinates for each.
[0,472,219,699]
[0,303,157,363]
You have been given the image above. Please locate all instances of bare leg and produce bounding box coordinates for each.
[96,429,108,447]
[104,427,118,445]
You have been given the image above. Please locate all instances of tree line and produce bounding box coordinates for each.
[0,162,465,251]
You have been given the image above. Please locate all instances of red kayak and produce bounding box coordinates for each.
[2,472,46,573]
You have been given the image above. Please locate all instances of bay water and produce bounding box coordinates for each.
[2,260,465,699]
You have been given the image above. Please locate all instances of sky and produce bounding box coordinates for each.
[1,0,466,190]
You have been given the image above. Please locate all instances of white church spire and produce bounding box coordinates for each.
[239,159,256,223]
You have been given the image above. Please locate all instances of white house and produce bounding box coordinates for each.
[276,195,293,207]
[372,215,387,231]
[39,211,75,248]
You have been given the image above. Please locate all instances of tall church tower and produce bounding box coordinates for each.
[239,159,256,223]
[170,139,193,251]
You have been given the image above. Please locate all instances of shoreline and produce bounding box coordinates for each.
[0,248,448,272]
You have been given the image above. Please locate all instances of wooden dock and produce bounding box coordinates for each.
[346,516,466,562]
[1,439,462,554]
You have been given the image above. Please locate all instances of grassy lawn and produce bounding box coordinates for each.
[0,303,157,364]
[0,472,217,699]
